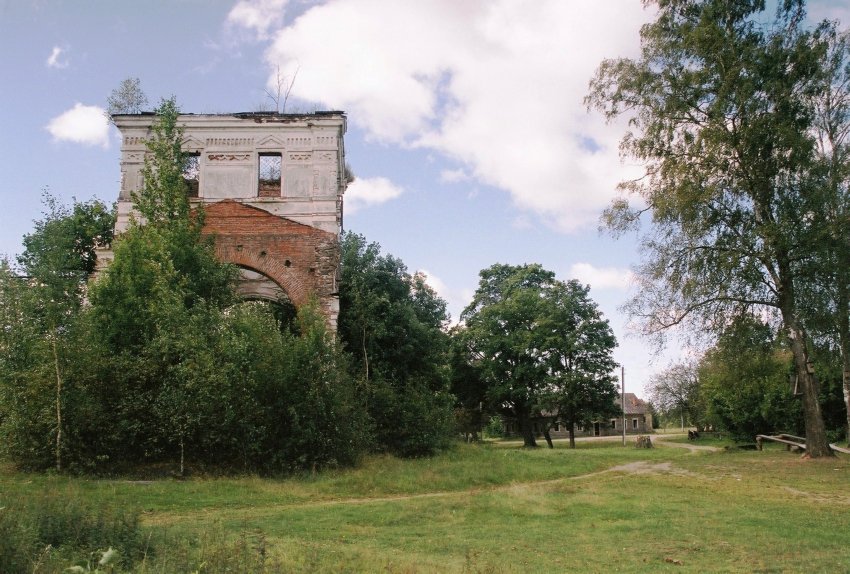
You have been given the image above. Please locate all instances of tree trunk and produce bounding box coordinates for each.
[361,325,369,381]
[775,230,833,457]
[568,426,576,449]
[543,427,554,449]
[518,416,537,448]
[180,436,185,477]
[840,344,850,448]
[786,321,833,457]
[837,283,850,446]
[52,335,62,473]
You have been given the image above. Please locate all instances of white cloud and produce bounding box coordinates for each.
[46,46,69,69]
[45,103,110,148]
[419,268,449,298]
[259,0,653,233]
[418,268,470,325]
[227,0,289,40]
[569,262,633,291]
[344,176,404,213]
[439,168,469,184]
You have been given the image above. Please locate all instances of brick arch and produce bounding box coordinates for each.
[234,265,294,304]
[199,200,340,327]
[216,246,312,306]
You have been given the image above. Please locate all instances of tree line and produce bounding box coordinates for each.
[0,99,622,474]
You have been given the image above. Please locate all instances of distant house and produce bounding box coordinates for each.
[502,393,653,438]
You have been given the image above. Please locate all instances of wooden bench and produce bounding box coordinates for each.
[756,433,850,455]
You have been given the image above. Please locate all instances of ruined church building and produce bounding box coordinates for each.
[106,111,348,329]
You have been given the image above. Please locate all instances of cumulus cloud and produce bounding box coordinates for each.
[227,0,289,40]
[569,262,633,291]
[45,103,110,148]
[344,176,404,213]
[46,46,69,69]
[258,0,652,232]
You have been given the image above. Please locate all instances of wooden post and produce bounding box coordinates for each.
[621,366,626,447]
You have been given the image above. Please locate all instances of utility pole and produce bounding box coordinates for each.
[621,365,626,446]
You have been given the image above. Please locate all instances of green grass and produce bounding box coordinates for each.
[2,440,849,572]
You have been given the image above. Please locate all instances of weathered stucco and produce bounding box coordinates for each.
[104,111,347,330]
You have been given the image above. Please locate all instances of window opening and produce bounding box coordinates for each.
[183,153,200,198]
[259,153,282,197]
[632,418,639,430]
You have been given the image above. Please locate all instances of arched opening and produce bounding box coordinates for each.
[234,266,299,334]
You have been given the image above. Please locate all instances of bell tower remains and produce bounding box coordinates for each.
[108,111,348,329]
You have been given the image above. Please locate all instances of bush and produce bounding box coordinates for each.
[484,416,505,439]
[369,378,455,457]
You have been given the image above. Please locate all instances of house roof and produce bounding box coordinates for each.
[620,393,648,415]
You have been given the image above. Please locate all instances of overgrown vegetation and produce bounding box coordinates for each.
[0,489,143,573]
[1,98,463,475]
[0,100,372,474]
[338,233,455,457]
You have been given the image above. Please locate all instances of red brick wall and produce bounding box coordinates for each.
[199,200,339,320]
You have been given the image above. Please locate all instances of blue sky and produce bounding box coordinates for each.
[2,0,848,397]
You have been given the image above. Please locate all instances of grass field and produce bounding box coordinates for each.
[2,437,849,572]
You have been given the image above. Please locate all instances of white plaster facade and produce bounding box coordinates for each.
[112,111,347,235]
[104,112,348,325]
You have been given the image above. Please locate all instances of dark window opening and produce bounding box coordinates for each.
[259,153,282,197]
[183,153,200,198]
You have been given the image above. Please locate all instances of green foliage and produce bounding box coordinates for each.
[2,99,370,474]
[0,194,114,471]
[369,378,455,457]
[483,415,504,438]
[338,232,454,457]
[132,97,190,226]
[106,77,148,116]
[243,302,372,471]
[18,192,114,283]
[587,0,844,455]
[698,316,802,440]
[458,264,619,447]
[647,361,704,430]
[0,490,143,573]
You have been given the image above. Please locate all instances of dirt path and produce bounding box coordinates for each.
[142,449,715,527]
[652,433,723,453]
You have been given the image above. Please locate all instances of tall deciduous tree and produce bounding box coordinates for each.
[647,361,702,431]
[801,25,850,445]
[12,194,114,471]
[587,0,836,456]
[459,264,618,448]
[337,232,454,457]
[541,280,619,448]
[90,98,236,471]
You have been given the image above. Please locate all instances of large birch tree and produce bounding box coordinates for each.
[587,0,839,456]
